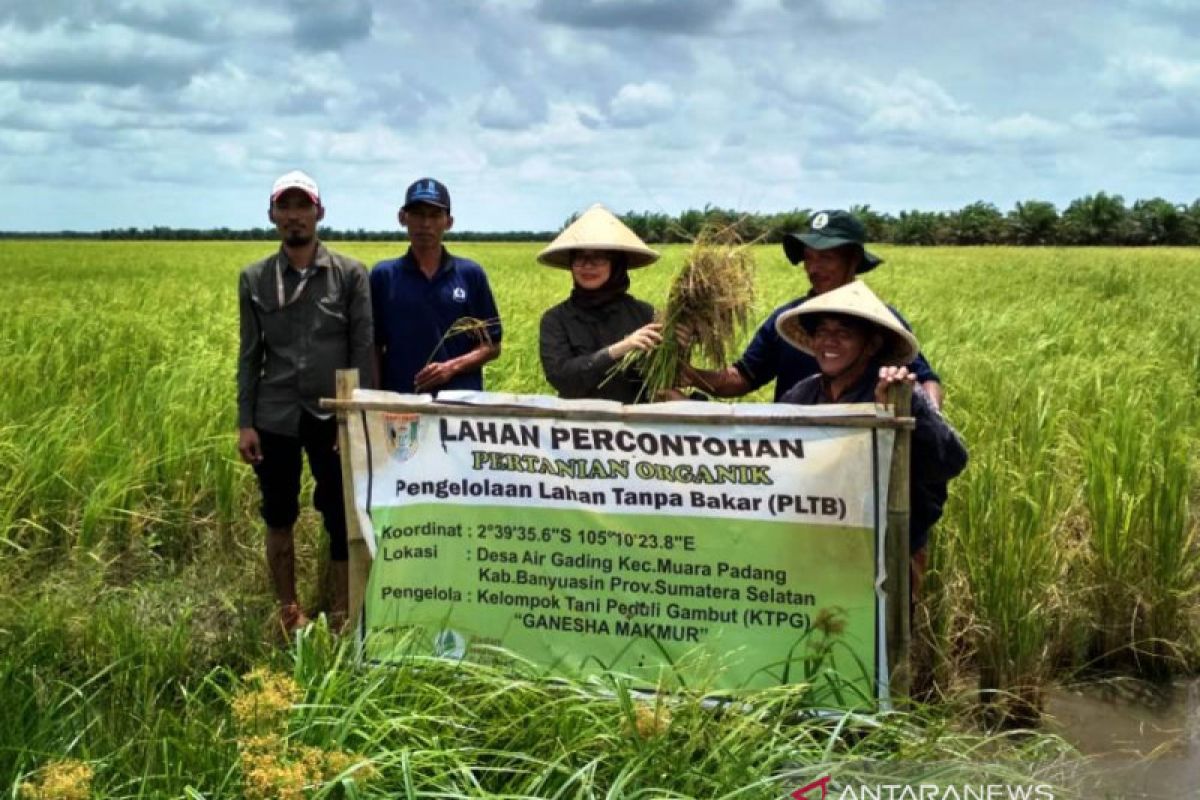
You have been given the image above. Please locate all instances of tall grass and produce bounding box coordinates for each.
[1,240,1197,791]
[951,378,1066,716]
[1081,391,1197,675]
[2,584,1075,797]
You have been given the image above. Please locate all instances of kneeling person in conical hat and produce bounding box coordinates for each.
[537,204,664,404]
[776,281,967,593]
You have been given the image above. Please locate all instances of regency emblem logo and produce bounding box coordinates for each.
[384,413,421,462]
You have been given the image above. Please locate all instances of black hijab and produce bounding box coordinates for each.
[569,252,630,310]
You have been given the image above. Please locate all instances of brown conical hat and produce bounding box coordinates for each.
[537,203,659,269]
[775,280,920,367]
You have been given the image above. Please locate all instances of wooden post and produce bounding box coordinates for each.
[884,382,913,702]
[334,369,370,639]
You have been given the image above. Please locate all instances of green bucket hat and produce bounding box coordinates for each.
[782,209,882,274]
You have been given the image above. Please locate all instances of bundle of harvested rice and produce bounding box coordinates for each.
[615,225,757,401]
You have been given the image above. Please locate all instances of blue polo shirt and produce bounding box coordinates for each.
[370,248,502,393]
[734,291,939,401]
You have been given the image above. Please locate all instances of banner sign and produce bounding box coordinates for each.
[345,392,895,704]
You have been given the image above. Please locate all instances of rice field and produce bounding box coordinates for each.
[2,240,1197,797]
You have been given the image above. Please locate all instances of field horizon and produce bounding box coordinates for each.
[2,240,1197,797]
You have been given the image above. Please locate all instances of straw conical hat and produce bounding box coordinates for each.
[537,204,659,269]
[775,280,920,366]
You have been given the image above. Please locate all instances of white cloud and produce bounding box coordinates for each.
[285,0,374,50]
[608,82,675,128]
[1104,53,1200,94]
[855,72,965,134]
[989,113,1068,142]
[476,85,548,130]
[1,0,1199,230]
[479,102,601,155]
[0,20,212,87]
[780,0,885,25]
[1088,53,1200,136]
[819,0,885,23]
[535,0,734,33]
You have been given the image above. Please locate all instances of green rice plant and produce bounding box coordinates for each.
[1,557,1076,798]
[1140,407,1197,673]
[1080,390,1198,676]
[2,239,1200,782]
[950,374,1068,721]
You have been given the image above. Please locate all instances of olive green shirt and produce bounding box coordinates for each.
[237,243,374,435]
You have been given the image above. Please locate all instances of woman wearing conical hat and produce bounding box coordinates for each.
[537,204,663,404]
[775,280,967,597]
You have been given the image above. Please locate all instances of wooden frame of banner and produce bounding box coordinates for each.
[327,370,914,701]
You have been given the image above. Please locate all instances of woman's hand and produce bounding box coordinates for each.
[607,323,662,359]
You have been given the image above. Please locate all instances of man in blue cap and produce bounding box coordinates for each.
[370,178,502,394]
[682,209,943,408]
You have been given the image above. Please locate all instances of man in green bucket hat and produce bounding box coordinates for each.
[682,209,944,408]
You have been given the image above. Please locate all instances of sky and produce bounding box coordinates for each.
[1,0,1198,232]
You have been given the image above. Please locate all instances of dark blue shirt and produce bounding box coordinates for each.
[734,292,940,401]
[370,249,502,393]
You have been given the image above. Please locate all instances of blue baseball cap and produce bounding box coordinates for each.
[403,178,451,211]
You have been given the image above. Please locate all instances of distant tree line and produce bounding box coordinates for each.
[3,193,1200,246]
[613,193,1200,246]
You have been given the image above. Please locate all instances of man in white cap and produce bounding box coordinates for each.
[236,170,374,634]
[774,280,966,595]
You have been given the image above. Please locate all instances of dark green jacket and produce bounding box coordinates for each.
[237,243,373,435]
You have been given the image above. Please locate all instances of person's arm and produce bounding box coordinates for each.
[912,386,967,482]
[908,344,943,410]
[236,271,263,464]
[415,340,501,393]
[877,367,966,482]
[347,263,375,389]
[677,312,779,398]
[368,265,388,390]
[920,380,944,411]
[414,266,504,392]
[372,346,385,390]
[680,364,752,397]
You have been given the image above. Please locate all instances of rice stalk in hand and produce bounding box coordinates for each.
[613,225,757,400]
[424,316,499,367]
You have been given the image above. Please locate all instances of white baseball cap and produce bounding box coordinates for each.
[270,170,320,204]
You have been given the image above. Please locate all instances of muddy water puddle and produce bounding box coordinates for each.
[1044,679,1200,798]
